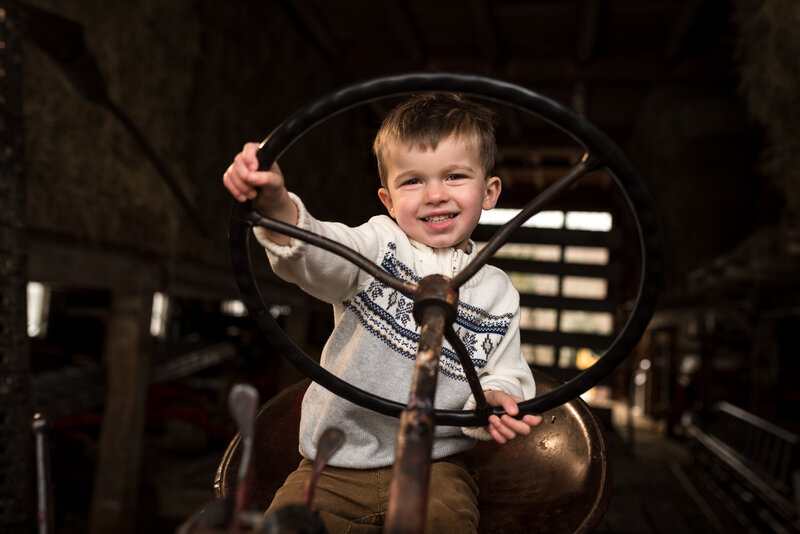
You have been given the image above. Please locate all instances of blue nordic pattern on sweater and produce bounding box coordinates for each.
[343,242,512,383]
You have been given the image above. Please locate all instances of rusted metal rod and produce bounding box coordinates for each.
[385,304,446,534]
[386,275,458,534]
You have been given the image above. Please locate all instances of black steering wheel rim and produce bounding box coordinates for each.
[229,71,661,426]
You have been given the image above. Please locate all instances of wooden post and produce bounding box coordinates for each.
[89,293,151,534]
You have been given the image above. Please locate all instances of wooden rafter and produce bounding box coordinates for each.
[382,0,426,63]
[575,0,603,64]
[282,0,342,59]
[666,0,705,62]
[468,0,504,67]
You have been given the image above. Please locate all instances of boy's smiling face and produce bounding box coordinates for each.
[377,135,501,251]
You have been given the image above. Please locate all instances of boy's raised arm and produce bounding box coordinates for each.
[223,142,298,246]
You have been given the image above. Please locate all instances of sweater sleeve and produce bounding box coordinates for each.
[252,192,383,304]
[461,283,536,441]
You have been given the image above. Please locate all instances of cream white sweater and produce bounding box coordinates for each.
[254,193,535,468]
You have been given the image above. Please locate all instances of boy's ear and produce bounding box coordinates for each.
[378,187,395,218]
[482,176,502,210]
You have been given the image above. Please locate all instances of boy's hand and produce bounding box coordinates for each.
[223,142,285,205]
[484,390,543,444]
[223,142,297,244]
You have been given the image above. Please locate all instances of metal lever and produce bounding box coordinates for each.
[228,384,260,533]
[303,427,346,508]
[33,413,54,534]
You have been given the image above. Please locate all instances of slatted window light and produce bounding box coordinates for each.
[150,292,170,338]
[564,246,609,265]
[508,272,560,295]
[522,344,556,366]
[479,208,564,228]
[475,207,618,371]
[520,307,558,331]
[491,243,562,262]
[562,276,607,299]
[27,281,50,338]
[560,310,614,335]
[564,211,613,231]
[479,209,612,232]
[560,347,604,369]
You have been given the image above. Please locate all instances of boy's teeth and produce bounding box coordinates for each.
[425,214,454,223]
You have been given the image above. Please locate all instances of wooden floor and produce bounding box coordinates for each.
[597,415,718,533]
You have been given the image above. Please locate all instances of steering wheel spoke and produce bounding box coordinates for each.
[453,155,600,288]
[444,326,489,411]
[246,205,418,297]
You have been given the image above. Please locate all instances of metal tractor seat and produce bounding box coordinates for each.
[214,368,611,534]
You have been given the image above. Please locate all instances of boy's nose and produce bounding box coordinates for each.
[424,181,448,203]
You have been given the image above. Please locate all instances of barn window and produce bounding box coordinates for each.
[476,208,618,372]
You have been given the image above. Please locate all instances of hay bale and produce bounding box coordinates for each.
[734,0,800,235]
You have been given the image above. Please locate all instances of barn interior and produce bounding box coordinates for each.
[2,0,799,533]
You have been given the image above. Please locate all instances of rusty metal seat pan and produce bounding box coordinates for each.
[215,369,611,533]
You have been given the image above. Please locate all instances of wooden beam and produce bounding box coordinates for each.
[468,0,504,66]
[519,294,619,313]
[89,292,151,534]
[487,257,622,279]
[505,51,736,83]
[472,226,623,248]
[28,232,159,293]
[666,0,705,62]
[575,0,603,64]
[493,166,613,193]
[521,329,612,350]
[334,50,736,84]
[281,0,342,59]
[382,0,426,63]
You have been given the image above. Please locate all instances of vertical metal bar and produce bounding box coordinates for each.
[0,3,35,530]
[385,305,448,534]
[32,414,53,534]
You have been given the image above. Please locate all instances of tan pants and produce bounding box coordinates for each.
[266,456,479,534]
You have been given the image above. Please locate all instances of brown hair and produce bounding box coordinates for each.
[373,92,497,186]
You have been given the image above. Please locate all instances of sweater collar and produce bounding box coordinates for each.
[407,237,486,289]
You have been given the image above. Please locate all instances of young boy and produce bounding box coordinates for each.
[223,93,541,533]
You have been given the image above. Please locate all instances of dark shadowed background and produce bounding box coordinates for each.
[2,0,799,532]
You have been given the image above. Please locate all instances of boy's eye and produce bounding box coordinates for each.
[402,178,420,186]
[446,174,466,181]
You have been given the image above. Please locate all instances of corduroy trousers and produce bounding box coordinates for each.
[266,455,479,534]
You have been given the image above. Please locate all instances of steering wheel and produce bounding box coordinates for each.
[229,72,660,427]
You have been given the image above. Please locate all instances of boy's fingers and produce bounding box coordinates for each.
[242,142,261,171]
[223,168,252,201]
[500,415,531,436]
[490,415,517,441]
[247,171,283,190]
[488,423,508,444]
[502,396,521,416]
[523,414,543,427]
[233,153,255,181]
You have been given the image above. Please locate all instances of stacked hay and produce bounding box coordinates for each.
[22,1,377,267]
[23,0,203,259]
[734,0,800,250]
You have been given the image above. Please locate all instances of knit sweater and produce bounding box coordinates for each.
[253,193,536,468]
